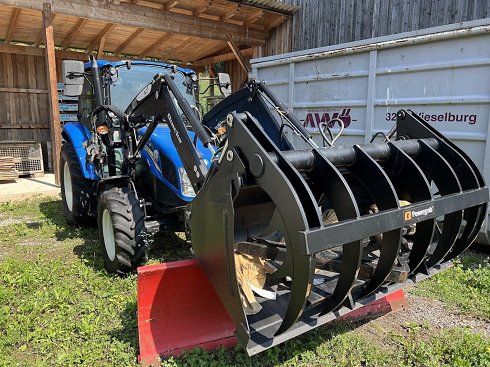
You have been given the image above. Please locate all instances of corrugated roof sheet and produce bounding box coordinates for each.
[228,0,299,15]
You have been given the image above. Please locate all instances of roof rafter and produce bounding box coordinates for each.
[5,7,21,44]
[87,22,116,53]
[220,3,239,21]
[193,0,212,16]
[138,32,173,58]
[114,27,144,56]
[0,0,266,45]
[34,13,55,46]
[164,0,178,11]
[194,47,253,66]
[246,9,263,25]
[61,17,88,50]
[96,32,107,59]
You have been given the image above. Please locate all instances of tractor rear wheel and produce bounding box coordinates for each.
[60,141,93,225]
[97,187,149,274]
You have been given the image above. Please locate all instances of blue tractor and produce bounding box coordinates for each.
[60,57,226,273]
[61,56,488,355]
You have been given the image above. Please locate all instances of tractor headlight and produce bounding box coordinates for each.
[179,167,195,197]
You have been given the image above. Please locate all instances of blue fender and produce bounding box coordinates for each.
[62,123,98,181]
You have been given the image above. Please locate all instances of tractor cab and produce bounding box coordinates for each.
[77,60,199,128]
[61,58,214,227]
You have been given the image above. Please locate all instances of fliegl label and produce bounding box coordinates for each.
[403,206,434,222]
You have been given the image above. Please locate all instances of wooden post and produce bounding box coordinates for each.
[43,3,61,185]
[226,32,251,74]
[96,34,107,59]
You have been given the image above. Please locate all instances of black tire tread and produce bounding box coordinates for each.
[98,187,149,274]
[60,141,93,225]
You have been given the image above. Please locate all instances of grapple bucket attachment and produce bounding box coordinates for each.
[189,82,488,355]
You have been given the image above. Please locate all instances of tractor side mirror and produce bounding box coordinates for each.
[62,60,85,96]
[217,73,231,97]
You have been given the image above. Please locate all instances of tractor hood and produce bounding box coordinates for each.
[138,125,212,201]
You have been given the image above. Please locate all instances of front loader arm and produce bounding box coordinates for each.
[126,73,211,191]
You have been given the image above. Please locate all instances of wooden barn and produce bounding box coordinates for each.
[0,0,489,182]
[0,0,297,182]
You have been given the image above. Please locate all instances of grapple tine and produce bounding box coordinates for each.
[378,142,436,273]
[235,112,324,338]
[274,256,316,335]
[348,146,401,298]
[308,150,363,316]
[444,206,484,261]
[397,111,487,262]
[190,78,489,355]
[412,140,463,267]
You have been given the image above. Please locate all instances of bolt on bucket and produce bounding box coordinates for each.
[188,82,488,355]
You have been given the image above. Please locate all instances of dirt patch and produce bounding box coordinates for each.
[357,294,490,342]
[0,218,26,227]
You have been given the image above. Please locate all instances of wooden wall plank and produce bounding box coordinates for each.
[265,0,490,56]
[3,53,18,125]
[26,55,40,126]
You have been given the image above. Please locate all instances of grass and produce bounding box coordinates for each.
[0,196,489,366]
[411,251,490,321]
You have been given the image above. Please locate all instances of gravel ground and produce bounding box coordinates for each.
[358,293,490,342]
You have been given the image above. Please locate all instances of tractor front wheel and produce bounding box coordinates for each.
[97,187,149,274]
[60,141,93,225]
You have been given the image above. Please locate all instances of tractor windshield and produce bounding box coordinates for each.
[110,64,196,111]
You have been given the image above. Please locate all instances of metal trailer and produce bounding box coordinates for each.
[251,18,490,244]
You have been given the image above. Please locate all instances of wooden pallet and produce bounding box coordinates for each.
[0,156,19,181]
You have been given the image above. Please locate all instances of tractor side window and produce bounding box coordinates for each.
[78,76,95,129]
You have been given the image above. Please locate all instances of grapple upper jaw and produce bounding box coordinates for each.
[189,104,488,355]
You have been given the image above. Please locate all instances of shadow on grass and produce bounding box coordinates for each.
[110,300,140,353]
[38,199,107,273]
[39,199,194,274]
[166,322,354,367]
[149,231,193,263]
[458,247,490,270]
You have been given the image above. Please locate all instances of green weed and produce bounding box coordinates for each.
[0,196,489,366]
[411,253,490,321]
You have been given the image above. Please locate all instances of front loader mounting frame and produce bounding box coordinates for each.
[188,98,488,355]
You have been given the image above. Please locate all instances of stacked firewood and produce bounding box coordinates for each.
[0,156,19,181]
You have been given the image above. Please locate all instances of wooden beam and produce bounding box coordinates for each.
[266,14,287,30]
[42,2,61,184]
[0,87,48,93]
[138,33,173,58]
[159,35,190,60]
[0,42,189,68]
[220,3,239,21]
[34,13,55,47]
[114,27,144,56]
[193,1,212,16]
[164,0,178,11]
[226,32,250,73]
[87,23,116,53]
[61,18,88,50]
[246,9,263,26]
[96,34,107,59]
[5,7,21,44]
[194,47,253,66]
[0,124,49,129]
[0,0,266,45]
